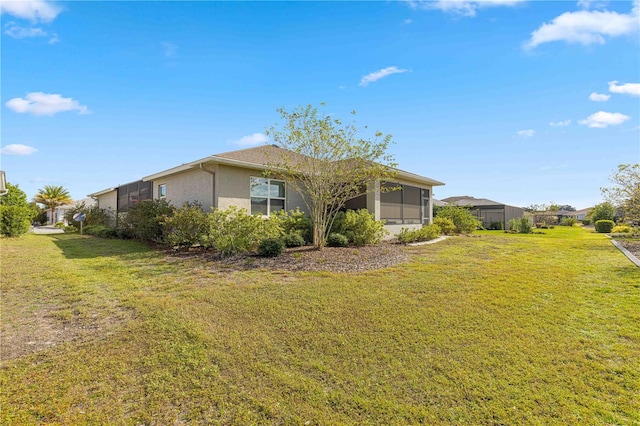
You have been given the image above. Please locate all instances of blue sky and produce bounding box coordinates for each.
[2,0,639,209]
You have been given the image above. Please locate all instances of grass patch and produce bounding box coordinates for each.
[1,228,638,424]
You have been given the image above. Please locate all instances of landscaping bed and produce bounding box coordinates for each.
[167,240,410,273]
[613,237,640,260]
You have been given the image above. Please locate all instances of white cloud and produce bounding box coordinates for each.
[404,0,525,17]
[3,22,59,43]
[608,80,640,96]
[1,144,38,155]
[0,0,62,22]
[589,92,610,101]
[517,129,535,137]
[524,2,640,49]
[359,66,408,87]
[549,120,571,127]
[579,111,630,128]
[403,18,413,24]
[162,41,177,58]
[233,133,269,147]
[5,92,90,116]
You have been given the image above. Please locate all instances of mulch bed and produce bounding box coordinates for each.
[166,241,410,273]
[613,238,640,260]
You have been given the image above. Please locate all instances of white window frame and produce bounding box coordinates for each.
[158,184,167,199]
[250,176,286,215]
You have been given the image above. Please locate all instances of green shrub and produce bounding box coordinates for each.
[331,209,387,246]
[433,217,456,234]
[203,206,283,257]
[595,220,615,233]
[581,219,591,226]
[0,205,33,237]
[258,238,285,257]
[64,202,111,228]
[55,222,66,228]
[63,225,78,233]
[560,217,576,226]
[84,225,109,236]
[396,224,442,244]
[611,225,632,233]
[434,205,479,234]
[327,233,349,247]
[163,202,209,247]
[508,217,532,234]
[121,199,175,242]
[283,232,305,247]
[487,221,504,231]
[274,208,313,243]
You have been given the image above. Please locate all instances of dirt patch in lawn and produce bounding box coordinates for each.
[166,241,411,273]
[0,302,131,365]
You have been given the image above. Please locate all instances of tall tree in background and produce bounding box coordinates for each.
[601,163,640,223]
[602,163,640,224]
[265,104,397,248]
[34,185,73,225]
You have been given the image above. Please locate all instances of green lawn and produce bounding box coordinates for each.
[1,227,638,424]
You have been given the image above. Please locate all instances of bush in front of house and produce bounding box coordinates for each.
[283,232,305,247]
[433,217,456,235]
[121,199,175,243]
[581,219,591,226]
[396,224,442,244]
[560,217,577,226]
[162,202,209,248]
[327,232,349,247]
[274,208,313,243]
[434,205,480,234]
[204,206,283,257]
[595,220,615,233]
[64,202,112,228]
[508,217,532,234]
[64,225,78,233]
[258,238,285,257]
[331,209,387,246]
[487,221,504,231]
[611,225,632,234]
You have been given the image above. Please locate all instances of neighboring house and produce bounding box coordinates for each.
[440,195,526,228]
[571,207,592,220]
[46,197,95,225]
[88,145,445,237]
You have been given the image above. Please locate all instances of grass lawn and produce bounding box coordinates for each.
[1,226,638,424]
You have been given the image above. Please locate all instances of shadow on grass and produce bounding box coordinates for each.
[50,233,154,260]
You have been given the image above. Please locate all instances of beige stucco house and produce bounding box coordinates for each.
[88,145,444,237]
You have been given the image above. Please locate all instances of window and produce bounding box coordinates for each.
[250,177,285,215]
[158,184,167,199]
[381,182,427,224]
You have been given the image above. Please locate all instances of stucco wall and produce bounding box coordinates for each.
[95,190,118,225]
[216,165,308,214]
[384,223,422,240]
[152,168,214,210]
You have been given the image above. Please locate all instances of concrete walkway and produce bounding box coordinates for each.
[31,225,64,235]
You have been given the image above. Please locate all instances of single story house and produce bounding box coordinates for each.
[560,207,592,221]
[440,195,526,228]
[88,145,445,237]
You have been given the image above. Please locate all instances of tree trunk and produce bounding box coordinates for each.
[50,207,55,225]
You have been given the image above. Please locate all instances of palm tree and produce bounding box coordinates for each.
[34,185,73,225]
